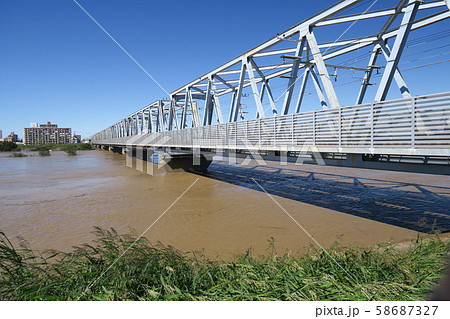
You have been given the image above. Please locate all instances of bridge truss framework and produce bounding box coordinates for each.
[93,0,450,158]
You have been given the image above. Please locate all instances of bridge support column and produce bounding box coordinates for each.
[344,154,363,168]
[267,151,282,161]
[109,146,123,154]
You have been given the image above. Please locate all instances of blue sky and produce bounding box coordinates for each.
[1,0,449,139]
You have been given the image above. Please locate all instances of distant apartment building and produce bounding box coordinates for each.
[0,130,2,139]
[1,132,19,143]
[23,122,72,145]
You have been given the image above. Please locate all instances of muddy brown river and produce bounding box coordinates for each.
[1,150,449,258]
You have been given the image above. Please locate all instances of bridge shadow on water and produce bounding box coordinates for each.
[195,161,450,233]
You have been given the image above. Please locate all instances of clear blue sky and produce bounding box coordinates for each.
[1,0,449,139]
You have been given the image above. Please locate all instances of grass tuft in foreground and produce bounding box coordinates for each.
[38,149,50,156]
[59,144,78,156]
[0,228,448,301]
[9,152,27,157]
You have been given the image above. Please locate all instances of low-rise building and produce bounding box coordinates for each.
[23,122,72,145]
[2,132,19,143]
[71,134,81,144]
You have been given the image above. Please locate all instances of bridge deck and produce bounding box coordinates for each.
[94,92,450,157]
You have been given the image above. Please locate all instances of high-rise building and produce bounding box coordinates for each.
[0,130,2,139]
[23,122,72,145]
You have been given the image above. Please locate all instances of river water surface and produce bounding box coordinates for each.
[1,150,449,258]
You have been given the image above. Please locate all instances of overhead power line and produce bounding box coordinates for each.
[72,0,170,97]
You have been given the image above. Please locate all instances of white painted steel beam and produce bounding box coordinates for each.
[374,42,410,99]
[375,0,420,101]
[295,67,311,113]
[230,61,246,122]
[309,67,328,108]
[245,59,266,118]
[306,28,340,108]
[281,36,307,115]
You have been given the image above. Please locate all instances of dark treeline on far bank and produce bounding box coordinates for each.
[0,141,93,156]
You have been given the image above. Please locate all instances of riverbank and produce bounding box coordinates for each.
[0,228,448,301]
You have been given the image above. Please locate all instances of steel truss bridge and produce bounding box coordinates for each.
[93,0,450,161]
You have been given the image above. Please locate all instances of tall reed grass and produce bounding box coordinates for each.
[0,228,448,301]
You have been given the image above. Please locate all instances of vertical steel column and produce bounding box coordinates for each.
[147,108,152,134]
[250,58,277,117]
[130,117,133,136]
[202,78,213,126]
[294,67,311,113]
[356,46,380,105]
[213,95,224,124]
[245,58,266,118]
[171,100,179,131]
[281,35,306,115]
[189,89,201,127]
[309,67,328,108]
[228,90,237,122]
[162,101,168,132]
[181,89,189,129]
[167,100,174,131]
[156,101,163,132]
[135,115,138,135]
[168,99,179,131]
[259,82,266,110]
[231,61,246,122]
[128,118,132,136]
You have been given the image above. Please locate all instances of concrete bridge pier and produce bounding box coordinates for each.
[109,146,123,154]
[135,146,155,164]
[154,152,212,173]
[344,154,364,168]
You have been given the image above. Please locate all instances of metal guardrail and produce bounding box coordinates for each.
[93,92,450,156]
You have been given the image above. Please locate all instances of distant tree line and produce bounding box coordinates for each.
[0,142,93,155]
[0,141,18,152]
[23,143,93,156]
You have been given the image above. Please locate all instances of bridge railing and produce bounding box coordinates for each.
[93,92,450,157]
